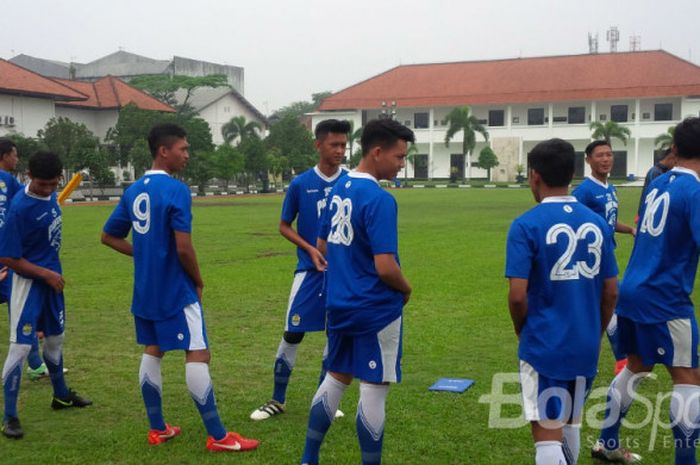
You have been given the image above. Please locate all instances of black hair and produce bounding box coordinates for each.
[360,119,415,155]
[584,139,611,157]
[527,138,575,188]
[673,117,700,159]
[314,119,351,140]
[662,147,673,159]
[28,151,63,179]
[0,138,17,159]
[147,123,187,158]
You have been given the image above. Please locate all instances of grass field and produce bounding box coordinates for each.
[1,187,698,464]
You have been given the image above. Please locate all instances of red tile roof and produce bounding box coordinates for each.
[320,50,700,110]
[0,58,87,101]
[54,76,175,112]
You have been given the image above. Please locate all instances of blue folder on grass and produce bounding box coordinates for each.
[429,378,475,393]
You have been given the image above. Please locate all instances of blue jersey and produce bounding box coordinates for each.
[572,177,619,240]
[0,169,22,229]
[103,171,197,321]
[281,166,346,272]
[0,186,62,275]
[617,167,700,324]
[319,172,403,335]
[505,196,618,379]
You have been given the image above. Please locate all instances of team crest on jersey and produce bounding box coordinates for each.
[0,181,6,193]
[368,360,377,369]
[22,323,32,336]
[291,313,301,326]
[345,180,351,188]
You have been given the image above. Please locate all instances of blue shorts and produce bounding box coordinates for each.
[8,273,65,344]
[617,315,699,368]
[519,360,594,423]
[0,269,10,304]
[285,270,326,333]
[134,302,209,352]
[326,316,402,384]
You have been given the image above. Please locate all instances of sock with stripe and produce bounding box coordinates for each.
[599,367,646,450]
[562,424,581,465]
[670,384,700,465]
[27,336,43,370]
[186,362,226,440]
[535,441,566,465]
[356,383,389,465]
[301,374,348,465]
[2,343,30,420]
[43,334,69,398]
[140,354,166,431]
[273,339,299,404]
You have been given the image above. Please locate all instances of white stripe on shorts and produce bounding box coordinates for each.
[519,360,540,422]
[9,274,33,343]
[668,318,693,367]
[284,271,306,332]
[377,316,402,383]
[184,302,206,351]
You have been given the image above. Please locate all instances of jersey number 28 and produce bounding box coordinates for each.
[328,195,353,246]
[546,222,603,281]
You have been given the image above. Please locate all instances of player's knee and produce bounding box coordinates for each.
[283,331,305,344]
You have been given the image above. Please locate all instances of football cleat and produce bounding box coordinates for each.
[206,431,259,452]
[250,399,285,421]
[592,440,642,463]
[2,416,23,439]
[148,424,181,445]
[51,389,93,410]
[335,409,345,419]
[27,363,49,381]
[615,358,629,376]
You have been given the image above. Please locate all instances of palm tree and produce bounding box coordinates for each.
[403,143,419,181]
[222,116,262,146]
[654,126,675,150]
[589,120,631,146]
[444,106,489,181]
[347,122,362,164]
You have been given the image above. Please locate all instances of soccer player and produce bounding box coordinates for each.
[300,118,414,465]
[573,140,635,375]
[506,138,618,465]
[250,119,350,421]
[101,123,258,452]
[0,151,92,439]
[591,117,700,464]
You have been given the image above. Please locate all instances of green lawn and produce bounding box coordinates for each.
[1,188,697,464]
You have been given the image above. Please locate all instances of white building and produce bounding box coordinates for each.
[313,50,700,181]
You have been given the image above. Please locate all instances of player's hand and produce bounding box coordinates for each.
[402,288,412,305]
[0,266,7,282]
[196,285,203,302]
[43,270,65,293]
[630,227,636,237]
[309,248,328,272]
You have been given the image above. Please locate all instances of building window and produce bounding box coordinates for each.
[414,154,428,179]
[488,110,504,127]
[610,105,628,122]
[414,112,429,129]
[568,107,585,124]
[528,108,545,125]
[654,103,673,121]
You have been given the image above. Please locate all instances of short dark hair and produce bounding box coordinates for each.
[314,119,351,140]
[147,123,187,158]
[673,117,700,159]
[0,138,17,159]
[661,147,674,159]
[585,140,611,157]
[528,138,575,188]
[360,119,415,155]
[28,151,62,179]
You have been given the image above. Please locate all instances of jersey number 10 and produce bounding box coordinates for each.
[639,188,670,237]
[546,222,603,281]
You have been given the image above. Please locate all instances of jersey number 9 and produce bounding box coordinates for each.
[132,192,151,235]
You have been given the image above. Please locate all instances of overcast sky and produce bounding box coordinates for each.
[3,0,699,114]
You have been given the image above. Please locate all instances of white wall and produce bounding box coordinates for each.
[200,93,267,146]
[0,94,55,137]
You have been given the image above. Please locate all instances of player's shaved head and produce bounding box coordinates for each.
[528,138,575,188]
[28,151,62,179]
[148,123,187,158]
[360,119,415,156]
[673,117,700,159]
[314,119,351,141]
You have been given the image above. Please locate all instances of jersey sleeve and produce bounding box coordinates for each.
[505,219,533,279]
[690,188,700,249]
[599,225,619,279]
[571,184,588,206]
[8,176,22,199]
[280,180,299,224]
[103,195,132,238]
[318,192,331,241]
[0,207,23,259]
[169,183,192,233]
[366,193,398,255]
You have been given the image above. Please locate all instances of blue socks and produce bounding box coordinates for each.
[139,354,166,431]
[186,362,226,440]
[273,339,299,404]
[357,383,388,465]
[2,344,30,420]
[301,375,348,465]
[27,337,43,370]
[670,384,700,465]
[599,367,645,450]
[43,335,69,398]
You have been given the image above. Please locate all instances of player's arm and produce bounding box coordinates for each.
[0,257,64,292]
[316,238,327,257]
[374,253,412,304]
[280,220,326,271]
[615,221,636,236]
[600,277,618,333]
[174,231,204,300]
[508,278,528,337]
[100,232,133,256]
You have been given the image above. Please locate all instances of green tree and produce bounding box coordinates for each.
[477,146,499,181]
[654,125,675,150]
[265,114,316,177]
[347,122,362,166]
[129,74,229,114]
[213,144,244,189]
[444,106,489,181]
[221,115,262,145]
[38,117,100,172]
[589,120,631,146]
[270,91,332,121]
[128,140,153,179]
[182,151,215,195]
[403,143,418,181]
[239,137,270,192]
[84,147,116,194]
[5,133,46,176]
